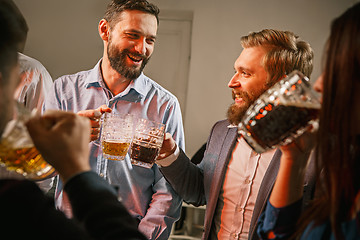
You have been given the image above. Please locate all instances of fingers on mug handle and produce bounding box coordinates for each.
[97,105,112,114]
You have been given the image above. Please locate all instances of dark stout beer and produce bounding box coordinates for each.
[130,141,160,164]
[243,103,319,152]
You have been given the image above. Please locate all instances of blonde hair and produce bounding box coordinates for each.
[241,29,314,86]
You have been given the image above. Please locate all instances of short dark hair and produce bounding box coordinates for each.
[0,0,24,84]
[104,0,160,29]
[1,0,28,52]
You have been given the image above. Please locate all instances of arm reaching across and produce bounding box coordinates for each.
[156,133,178,167]
[26,110,91,183]
[23,110,146,239]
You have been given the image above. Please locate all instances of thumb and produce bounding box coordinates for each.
[97,105,112,114]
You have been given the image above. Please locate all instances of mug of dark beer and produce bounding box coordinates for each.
[238,70,320,153]
[130,119,165,168]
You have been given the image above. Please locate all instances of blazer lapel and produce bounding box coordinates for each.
[203,125,237,239]
[211,127,238,192]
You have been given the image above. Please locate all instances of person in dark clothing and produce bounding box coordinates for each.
[0,0,146,239]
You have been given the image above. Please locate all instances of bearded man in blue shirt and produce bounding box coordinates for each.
[44,1,185,239]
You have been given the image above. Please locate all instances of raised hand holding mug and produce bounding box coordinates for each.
[238,70,321,153]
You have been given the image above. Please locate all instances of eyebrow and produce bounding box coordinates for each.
[125,29,157,40]
[238,66,253,73]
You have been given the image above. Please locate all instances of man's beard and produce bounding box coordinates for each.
[107,41,149,80]
[227,90,262,126]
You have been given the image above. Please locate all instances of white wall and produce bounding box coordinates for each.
[14,0,356,156]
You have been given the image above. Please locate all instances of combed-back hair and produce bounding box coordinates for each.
[241,29,314,86]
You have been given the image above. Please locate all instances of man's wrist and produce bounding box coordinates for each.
[156,145,180,167]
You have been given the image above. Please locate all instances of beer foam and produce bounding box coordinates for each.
[1,120,17,139]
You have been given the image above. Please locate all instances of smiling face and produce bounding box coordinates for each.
[106,10,157,80]
[227,46,270,125]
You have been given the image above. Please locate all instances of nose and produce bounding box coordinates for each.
[134,38,147,55]
[228,74,241,88]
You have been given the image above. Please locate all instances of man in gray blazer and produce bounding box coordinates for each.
[156,29,316,240]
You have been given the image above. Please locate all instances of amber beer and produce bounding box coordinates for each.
[0,101,55,179]
[0,142,55,179]
[101,140,130,161]
[243,102,320,151]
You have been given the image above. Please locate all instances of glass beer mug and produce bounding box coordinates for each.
[0,102,55,179]
[100,113,134,161]
[238,70,321,153]
[130,119,165,168]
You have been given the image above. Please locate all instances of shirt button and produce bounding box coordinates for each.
[99,173,104,177]
[236,206,243,212]
[244,178,251,184]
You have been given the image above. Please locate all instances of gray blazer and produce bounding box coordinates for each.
[160,119,315,240]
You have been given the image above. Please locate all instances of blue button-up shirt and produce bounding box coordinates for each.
[44,59,185,239]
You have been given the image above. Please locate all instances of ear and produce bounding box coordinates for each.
[98,19,110,41]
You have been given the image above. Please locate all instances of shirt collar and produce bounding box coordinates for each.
[84,59,105,88]
[228,123,242,142]
[84,58,147,99]
[132,72,149,98]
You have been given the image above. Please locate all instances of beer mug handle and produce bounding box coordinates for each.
[1,101,35,144]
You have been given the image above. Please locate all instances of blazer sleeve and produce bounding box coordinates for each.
[159,120,230,207]
[160,147,207,207]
